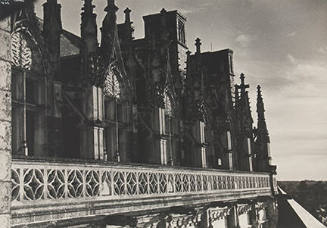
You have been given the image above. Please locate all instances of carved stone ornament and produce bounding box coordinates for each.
[103,63,121,98]
[11,31,32,70]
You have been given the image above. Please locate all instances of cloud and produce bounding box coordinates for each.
[235,34,253,48]
[287,54,296,64]
[318,46,327,55]
[286,31,296,37]
[179,8,193,15]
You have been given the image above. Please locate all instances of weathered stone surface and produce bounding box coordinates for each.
[0,61,11,91]
[0,152,11,181]
[0,121,11,151]
[0,30,10,61]
[0,214,10,227]
[0,18,11,33]
[0,90,11,122]
[0,181,11,214]
[0,15,12,228]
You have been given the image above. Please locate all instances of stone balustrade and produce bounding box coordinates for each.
[10,159,274,226]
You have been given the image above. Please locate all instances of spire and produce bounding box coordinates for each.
[256,85,269,141]
[81,0,97,54]
[105,0,118,13]
[124,7,131,23]
[100,0,118,55]
[235,73,250,113]
[121,7,134,41]
[238,73,249,94]
[235,74,253,134]
[195,38,201,54]
[82,0,95,15]
[43,0,62,39]
[255,85,274,172]
[257,85,265,121]
[43,0,62,76]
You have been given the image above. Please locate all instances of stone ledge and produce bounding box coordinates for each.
[11,189,272,227]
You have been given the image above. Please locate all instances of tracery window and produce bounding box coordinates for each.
[11,30,43,157]
[103,64,123,162]
[103,65,121,99]
[12,32,32,70]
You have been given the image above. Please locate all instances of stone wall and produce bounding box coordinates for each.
[0,16,12,228]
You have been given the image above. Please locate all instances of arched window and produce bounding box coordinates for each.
[103,65,121,99]
[11,30,44,157]
[103,64,123,162]
[12,32,32,70]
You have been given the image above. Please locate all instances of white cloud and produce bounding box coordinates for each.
[287,31,296,37]
[235,34,253,48]
[287,54,296,64]
[179,8,193,15]
[318,46,327,55]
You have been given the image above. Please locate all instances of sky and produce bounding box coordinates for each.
[35,0,327,181]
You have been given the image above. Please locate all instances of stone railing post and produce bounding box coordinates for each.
[0,16,12,228]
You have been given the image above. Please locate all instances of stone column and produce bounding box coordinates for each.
[0,16,12,227]
[226,206,239,228]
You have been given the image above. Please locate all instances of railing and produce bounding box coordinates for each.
[11,159,271,206]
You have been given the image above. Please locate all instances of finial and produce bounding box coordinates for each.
[82,0,95,14]
[195,38,201,54]
[236,73,249,93]
[240,73,245,85]
[124,7,131,23]
[105,0,118,12]
[160,8,167,14]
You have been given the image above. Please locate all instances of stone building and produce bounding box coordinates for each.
[1,0,279,227]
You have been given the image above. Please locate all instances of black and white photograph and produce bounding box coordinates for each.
[0,0,326,227]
